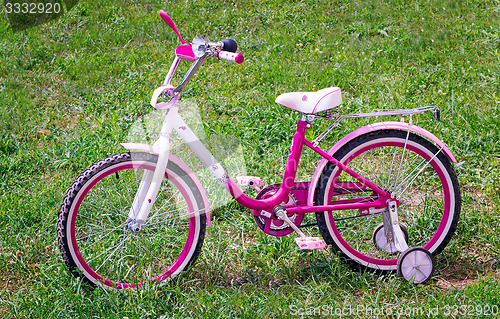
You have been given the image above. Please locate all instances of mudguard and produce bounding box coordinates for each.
[307,122,457,206]
[120,142,211,227]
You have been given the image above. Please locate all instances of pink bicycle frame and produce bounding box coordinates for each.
[221,119,391,213]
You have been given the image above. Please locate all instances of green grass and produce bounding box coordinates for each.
[0,0,499,317]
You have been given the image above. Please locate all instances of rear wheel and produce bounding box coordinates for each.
[57,152,206,289]
[315,130,460,270]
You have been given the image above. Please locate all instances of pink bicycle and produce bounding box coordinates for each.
[57,10,461,289]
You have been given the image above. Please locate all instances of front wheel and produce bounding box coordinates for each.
[315,130,461,271]
[57,152,206,289]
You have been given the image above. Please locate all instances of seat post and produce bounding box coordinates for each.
[300,113,316,123]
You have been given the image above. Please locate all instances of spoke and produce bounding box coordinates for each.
[334,211,382,223]
[366,242,383,260]
[397,214,442,239]
[387,150,422,192]
[399,174,438,200]
[402,214,444,226]
[77,212,114,226]
[145,208,203,227]
[85,233,127,265]
[76,225,118,236]
[395,147,443,196]
[147,185,180,221]
[81,201,127,219]
[345,225,367,249]
[82,191,128,218]
[344,223,363,245]
[142,223,190,233]
[401,180,442,202]
[78,224,125,253]
[401,193,444,201]
[135,239,167,269]
[113,229,128,282]
[76,220,127,235]
[99,180,130,217]
[330,181,374,203]
[147,204,187,223]
[343,163,379,192]
[355,152,385,188]
[339,216,374,243]
[76,229,114,242]
[76,216,126,235]
[356,217,373,251]
[134,232,140,282]
[94,233,130,273]
[392,122,412,191]
[385,146,399,190]
[120,169,137,217]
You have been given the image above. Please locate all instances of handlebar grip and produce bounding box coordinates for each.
[218,51,244,64]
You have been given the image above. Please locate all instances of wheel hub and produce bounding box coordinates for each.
[125,219,143,233]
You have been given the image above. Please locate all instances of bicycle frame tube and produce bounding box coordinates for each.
[127,103,300,223]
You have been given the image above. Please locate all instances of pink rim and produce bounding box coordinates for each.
[69,162,198,289]
[326,140,452,266]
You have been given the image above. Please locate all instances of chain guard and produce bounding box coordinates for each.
[252,184,306,237]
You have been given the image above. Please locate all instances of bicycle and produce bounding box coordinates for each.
[57,10,461,289]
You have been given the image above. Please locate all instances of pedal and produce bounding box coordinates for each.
[295,237,326,250]
[273,206,327,251]
[236,176,264,191]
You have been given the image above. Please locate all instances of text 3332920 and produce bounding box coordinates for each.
[2,1,61,14]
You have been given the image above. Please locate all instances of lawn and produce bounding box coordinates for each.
[0,0,499,317]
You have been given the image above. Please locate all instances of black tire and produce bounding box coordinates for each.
[57,152,206,289]
[315,130,461,271]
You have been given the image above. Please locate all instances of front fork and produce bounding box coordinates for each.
[126,107,178,230]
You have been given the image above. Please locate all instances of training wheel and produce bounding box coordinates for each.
[397,247,435,284]
[372,223,408,254]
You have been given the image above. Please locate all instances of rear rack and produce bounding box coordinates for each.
[312,106,440,147]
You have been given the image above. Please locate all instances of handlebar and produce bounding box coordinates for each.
[159,10,244,64]
[159,10,245,95]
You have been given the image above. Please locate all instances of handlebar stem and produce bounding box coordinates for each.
[173,53,208,93]
[163,56,181,86]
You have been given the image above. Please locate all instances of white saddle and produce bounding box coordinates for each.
[275,87,342,114]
